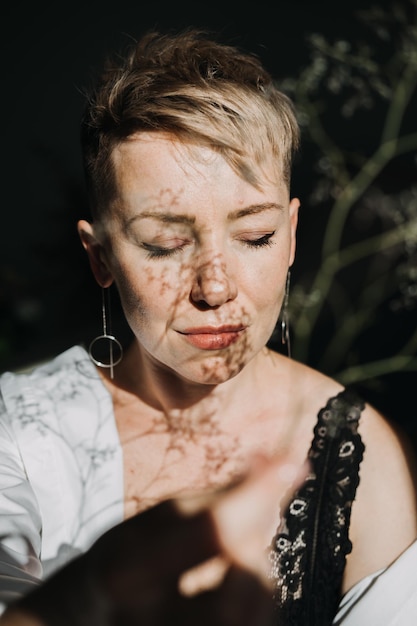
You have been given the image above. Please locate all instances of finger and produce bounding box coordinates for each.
[172,565,275,626]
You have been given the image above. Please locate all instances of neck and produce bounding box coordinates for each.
[109,340,271,419]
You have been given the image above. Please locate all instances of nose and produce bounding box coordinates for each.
[190,253,238,308]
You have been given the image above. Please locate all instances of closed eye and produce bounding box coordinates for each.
[241,232,275,249]
[141,242,189,259]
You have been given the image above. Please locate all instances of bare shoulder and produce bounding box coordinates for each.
[358,401,417,501]
[263,351,346,449]
[269,352,345,414]
[344,400,417,592]
[266,351,417,592]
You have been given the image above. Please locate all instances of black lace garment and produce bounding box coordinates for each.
[269,388,366,626]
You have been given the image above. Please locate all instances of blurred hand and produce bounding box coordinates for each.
[1,454,308,626]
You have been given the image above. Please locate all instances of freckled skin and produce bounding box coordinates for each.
[79,133,299,387]
[76,132,417,595]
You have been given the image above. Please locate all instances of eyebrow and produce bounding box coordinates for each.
[125,202,283,228]
[227,203,284,220]
[125,211,196,227]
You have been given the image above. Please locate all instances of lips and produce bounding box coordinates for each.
[179,326,246,350]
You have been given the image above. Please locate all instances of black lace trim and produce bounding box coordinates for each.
[269,388,365,626]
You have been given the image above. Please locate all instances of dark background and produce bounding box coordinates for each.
[1,0,416,442]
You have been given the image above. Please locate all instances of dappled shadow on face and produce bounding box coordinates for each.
[135,249,256,386]
[104,187,284,513]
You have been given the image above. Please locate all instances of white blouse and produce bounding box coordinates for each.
[333,539,417,625]
[0,346,124,587]
[0,345,416,623]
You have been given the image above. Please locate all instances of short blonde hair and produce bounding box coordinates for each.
[81,28,300,219]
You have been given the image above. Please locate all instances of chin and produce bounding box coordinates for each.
[185,357,247,386]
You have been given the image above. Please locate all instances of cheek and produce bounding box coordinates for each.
[246,261,288,340]
[248,249,289,305]
[113,261,189,325]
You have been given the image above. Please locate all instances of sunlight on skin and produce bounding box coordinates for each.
[78,133,299,393]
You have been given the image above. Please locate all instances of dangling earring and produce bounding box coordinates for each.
[280,271,291,358]
[88,287,123,379]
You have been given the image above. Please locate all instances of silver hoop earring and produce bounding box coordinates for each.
[88,287,123,379]
[280,271,291,358]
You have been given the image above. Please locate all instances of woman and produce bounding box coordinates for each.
[1,28,416,625]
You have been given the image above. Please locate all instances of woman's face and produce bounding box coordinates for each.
[80,133,299,385]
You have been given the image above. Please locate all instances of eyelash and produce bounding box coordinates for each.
[143,231,276,259]
[143,243,188,259]
[242,232,275,249]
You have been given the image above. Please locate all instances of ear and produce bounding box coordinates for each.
[288,197,300,267]
[77,220,114,288]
